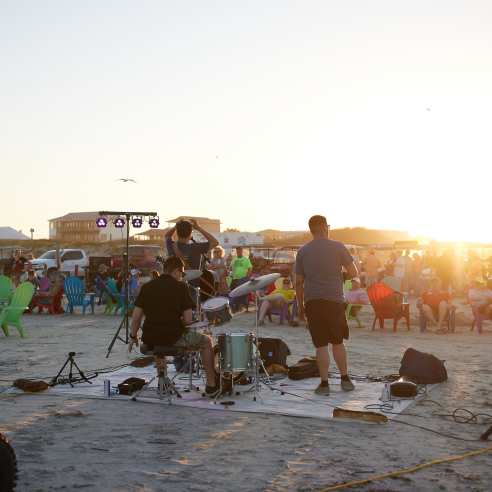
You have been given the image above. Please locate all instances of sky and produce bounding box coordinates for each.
[1,1,492,242]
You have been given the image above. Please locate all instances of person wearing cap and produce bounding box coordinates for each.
[295,215,358,396]
[129,256,219,397]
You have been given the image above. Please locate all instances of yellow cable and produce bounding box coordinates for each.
[318,444,492,491]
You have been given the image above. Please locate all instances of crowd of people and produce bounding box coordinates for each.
[2,222,492,334]
[2,217,491,396]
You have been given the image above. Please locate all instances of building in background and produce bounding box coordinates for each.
[167,216,221,235]
[0,227,30,241]
[49,212,125,242]
[133,228,171,242]
[217,232,264,248]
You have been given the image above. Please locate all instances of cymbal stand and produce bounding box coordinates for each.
[182,281,203,391]
[251,290,265,402]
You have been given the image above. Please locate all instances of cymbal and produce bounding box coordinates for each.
[229,273,281,298]
[183,269,202,282]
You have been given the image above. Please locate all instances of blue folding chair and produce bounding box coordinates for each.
[64,277,95,314]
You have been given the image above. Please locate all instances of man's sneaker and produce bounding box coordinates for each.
[340,378,355,391]
[314,381,330,396]
[205,385,220,398]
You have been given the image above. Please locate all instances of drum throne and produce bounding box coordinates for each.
[137,344,190,403]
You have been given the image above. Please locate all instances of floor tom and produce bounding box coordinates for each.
[218,333,255,372]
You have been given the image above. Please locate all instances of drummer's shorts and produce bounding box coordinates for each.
[173,329,210,351]
[305,299,349,347]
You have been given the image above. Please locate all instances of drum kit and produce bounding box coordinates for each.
[183,270,281,401]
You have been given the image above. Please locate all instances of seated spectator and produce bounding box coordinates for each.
[468,278,492,319]
[94,264,110,305]
[344,277,369,319]
[345,278,369,305]
[25,270,39,289]
[418,278,454,334]
[38,270,51,293]
[257,277,296,325]
[150,270,161,280]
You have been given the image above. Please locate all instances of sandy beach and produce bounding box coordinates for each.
[1,301,491,492]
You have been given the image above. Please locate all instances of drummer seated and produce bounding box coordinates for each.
[128,256,219,397]
[258,278,296,326]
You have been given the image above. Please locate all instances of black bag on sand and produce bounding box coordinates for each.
[118,377,146,395]
[288,357,320,380]
[258,338,291,368]
[399,348,448,384]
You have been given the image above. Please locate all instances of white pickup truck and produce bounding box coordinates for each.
[31,249,89,277]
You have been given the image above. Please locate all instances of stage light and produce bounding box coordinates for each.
[132,217,143,228]
[149,216,160,228]
[114,217,125,228]
[96,217,107,228]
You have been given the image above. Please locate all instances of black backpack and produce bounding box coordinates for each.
[399,348,448,384]
[258,338,291,368]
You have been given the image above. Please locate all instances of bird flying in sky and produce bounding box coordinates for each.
[116,178,137,183]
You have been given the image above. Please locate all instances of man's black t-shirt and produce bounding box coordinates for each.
[134,275,194,346]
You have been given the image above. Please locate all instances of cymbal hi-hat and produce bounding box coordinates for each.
[229,273,281,298]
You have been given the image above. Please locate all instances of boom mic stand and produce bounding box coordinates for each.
[100,210,157,358]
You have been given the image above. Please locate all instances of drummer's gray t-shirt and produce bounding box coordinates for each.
[295,238,353,303]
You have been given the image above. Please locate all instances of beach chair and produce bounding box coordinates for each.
[104,278,134,315]
[0,282,35,338]
[417,302,456,333]
[381,275,402,293]
[367,282,410,332]
[104,279,125,315]
[344,280,364,328]
[31,285,64,314]
[64,277,95,314]
[267,299,298,325]
[0,275,13,310]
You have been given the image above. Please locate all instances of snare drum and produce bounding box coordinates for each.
[218,333,255,372]
[202,296,232,326]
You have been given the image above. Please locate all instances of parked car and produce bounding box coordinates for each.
[250,246,298,278]
[111,245,163,274]
[30,249,89,277]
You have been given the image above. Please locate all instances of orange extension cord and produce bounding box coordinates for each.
[318,444,492,491]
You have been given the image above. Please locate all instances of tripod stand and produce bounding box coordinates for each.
[51,352,94,387]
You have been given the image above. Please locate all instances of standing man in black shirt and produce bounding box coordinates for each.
[128,256,219,396]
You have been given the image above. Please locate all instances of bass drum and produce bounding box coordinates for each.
[199,269,216,303]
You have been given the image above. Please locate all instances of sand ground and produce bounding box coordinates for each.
[0,300,491,492]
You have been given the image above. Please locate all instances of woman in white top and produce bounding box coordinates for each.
[209,246,228,294]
